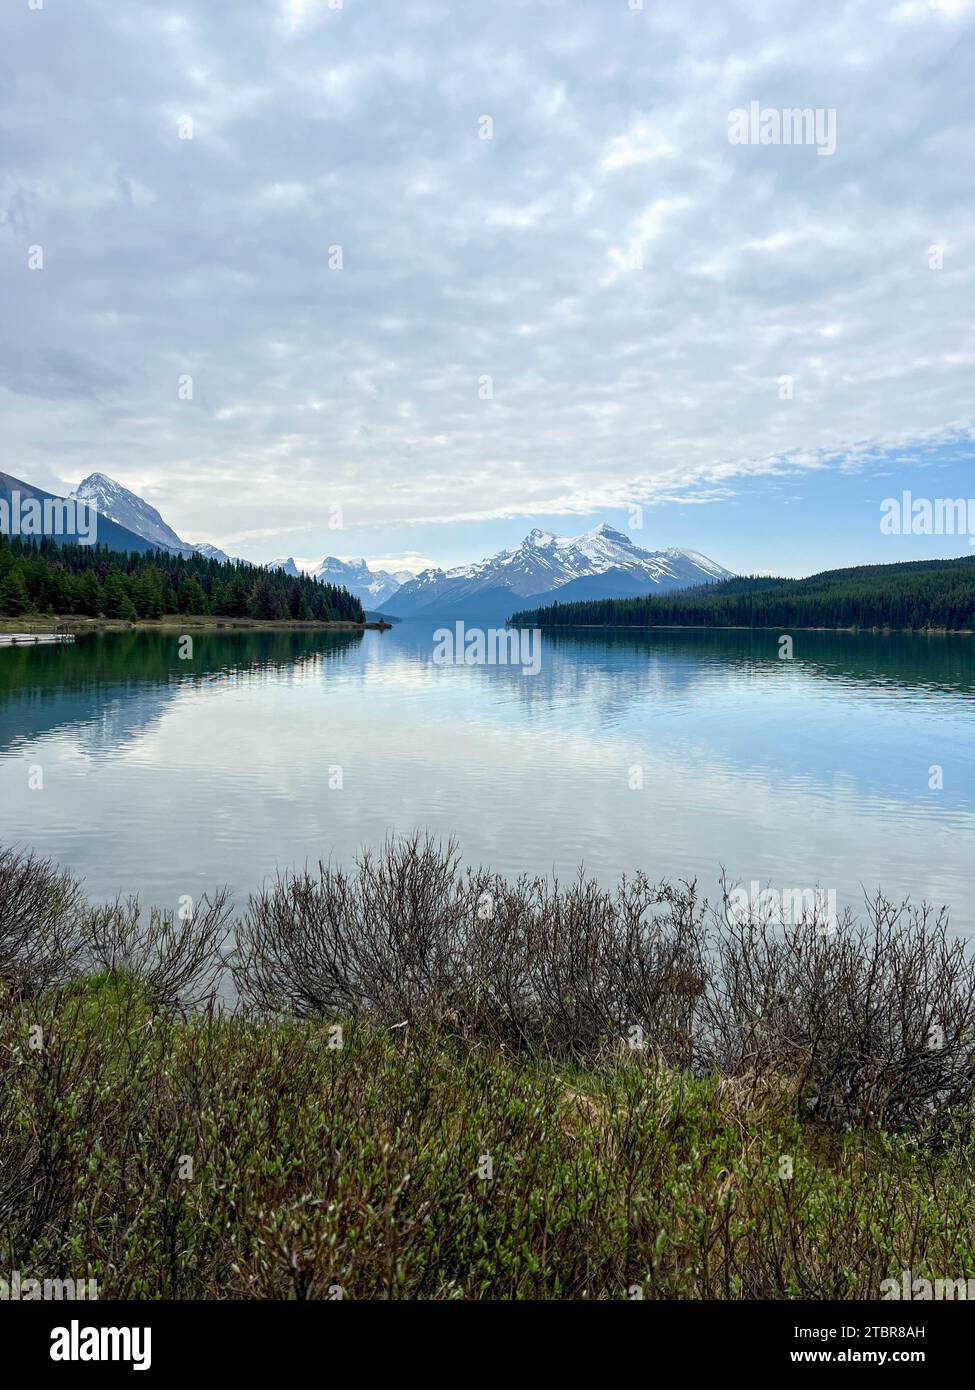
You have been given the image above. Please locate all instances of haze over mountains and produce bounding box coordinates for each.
[3,470,732,616]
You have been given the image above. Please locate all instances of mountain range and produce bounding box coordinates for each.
[267,555,412,607]
[385,525,732,619]
[2,469,733,615]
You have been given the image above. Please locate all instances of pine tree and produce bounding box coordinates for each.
[103,573,134,618]
[0,534,366,624]
[178,576,208,615]
[76,572,104,617]
[0,567,31,616]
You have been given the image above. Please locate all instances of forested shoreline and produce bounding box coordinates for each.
[511,556,975,632]
[0,534,364,623]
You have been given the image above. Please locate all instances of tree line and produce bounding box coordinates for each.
[0,534,364,623]
[510,557,975,632]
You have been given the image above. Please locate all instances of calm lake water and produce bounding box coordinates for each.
[1,623,973,930]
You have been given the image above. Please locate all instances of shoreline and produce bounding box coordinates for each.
[4,614,969,637]
[516,621,974,635]
[0,614,388,635]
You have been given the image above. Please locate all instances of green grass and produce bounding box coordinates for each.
[2,973,973,1300]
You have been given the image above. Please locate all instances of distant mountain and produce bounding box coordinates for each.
[526,567,658,605]
[1,470,155,554]
[4,474,732,611]
[386,524,732,619]
[306,557,412,606]
[71,473,186,552]
[267,556,302,578]
[193,542,234,565]
[31,472,408,593]
[268,555,412,606]
[70,472,239,563]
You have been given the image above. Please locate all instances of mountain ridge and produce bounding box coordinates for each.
[267,554,410,606]
[1,470,157,555]
[386,523,732,618]
[5,470,733,616]
[70,473,233,564]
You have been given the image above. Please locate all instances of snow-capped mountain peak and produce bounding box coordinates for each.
[57,480,730,617]
[72,473,186,552]
[653,545,731,581]
[70,472,242,564]
[583,522,635,545]
[301,556,414,606]
[386,524,733,617]
[267,557,302,577]
[193,542,233,564]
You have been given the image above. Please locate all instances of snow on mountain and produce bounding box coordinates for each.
[266,557,302,578]
[658,546,730,581]
[71,473,242,564]
[71,473,187,552]
[58,480,729,613]
[304,557,408,606]
[387,523,732,617]
[265,554,412,602]
[1,469,157,554]
[192,542,234,565]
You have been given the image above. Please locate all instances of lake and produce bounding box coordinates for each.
[1,623,973,931]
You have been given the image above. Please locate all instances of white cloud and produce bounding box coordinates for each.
[1,0,972,556]
[601,121,676,172]
[279,0,322,37]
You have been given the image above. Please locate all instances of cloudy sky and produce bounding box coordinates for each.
[2,0,973,575]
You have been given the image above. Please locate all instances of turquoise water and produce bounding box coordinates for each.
[1,624,973,930]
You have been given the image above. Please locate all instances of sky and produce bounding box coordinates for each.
[2,0,974,578]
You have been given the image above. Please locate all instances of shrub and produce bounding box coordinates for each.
[0,847,87,999]
[700,879,975,1135]
[80,891,233,1015]
[234,837,975,1135]
[6,837,975,1136]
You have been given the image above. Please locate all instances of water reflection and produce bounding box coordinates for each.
[0,622,972,931]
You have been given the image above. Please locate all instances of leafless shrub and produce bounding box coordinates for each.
[234,835,490,1023]
[80,892,233,1014]
[0,847,88,1000]
[235,842,975,1132]
[461,871,708,1059]
[698,877,975,1134]
[5,837,973,1135]
[234,836,708,1063]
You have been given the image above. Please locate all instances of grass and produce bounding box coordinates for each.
[2,972,974,1301]
[3,838,975,1300]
